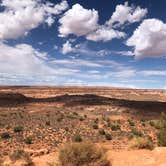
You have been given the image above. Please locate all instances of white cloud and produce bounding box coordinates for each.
[107,1,147,27]
[113,51,134,56]
[43,0,68,15]
[59,2,146,42]
[61,41,75,54]
[0,0,68,40]
[51,59,102,67]
[127,19,166,58]
[58,3,125,42]
[86,26,126,42]
[59,4,99,37]
[51,57,124,69]
[0,42,55,74]
[140,70,166,76]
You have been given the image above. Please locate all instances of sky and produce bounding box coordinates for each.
[0,0,166,89]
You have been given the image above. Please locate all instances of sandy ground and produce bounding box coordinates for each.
[31,147,166,166]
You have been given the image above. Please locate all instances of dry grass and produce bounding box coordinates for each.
[130,137,154,150]
[59,142,111,166]
[10,149,33,165]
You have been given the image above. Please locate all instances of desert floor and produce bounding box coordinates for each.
[0,86,166,165]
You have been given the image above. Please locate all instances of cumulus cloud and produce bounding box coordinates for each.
[59,4,99,37]
[86,26,126,42]
[61,41,75,54]
[0,0,68,40]
[106,1,147,27]
[127,19,166,58]
[59,2,146,42]
[0,42,55,74]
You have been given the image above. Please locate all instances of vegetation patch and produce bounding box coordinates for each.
[130,137,154,150]
[1,132,10,139]
[14,126,23,133]
[59,142,111,166]
[74,134,83,142]
[10,149,33,165]
[158,113,166,146]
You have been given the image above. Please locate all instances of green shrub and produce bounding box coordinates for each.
[111,124,120,131]
[84,115,87,118]
[158,129,166,146]
[99,129,106,135]
[106,118,110,123]
[74,135,83,142]
[46,121,50,126]
[1,132,10,139]
[158,112,166,146]
[57,117,63,122]
[130,137,154,150]
[131,128,142,137]
[64,127,69,132]
[14,126,23,133]
[105,134,112,140]
[94,118,99,124]
[79,117,84,121]
[128,119,135,126]
[93,124,98,129]
[107,122,111,127]
[24,137,32,144]
[149,120,155,127]
[73,112,78,116]
[127,133,134,140]
[59,143,110,166]
[149,120,161,129]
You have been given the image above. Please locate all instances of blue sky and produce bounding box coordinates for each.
[0,0,166,89]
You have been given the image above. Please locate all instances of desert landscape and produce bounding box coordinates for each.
[1,0,166,165]
[0,86,166,166]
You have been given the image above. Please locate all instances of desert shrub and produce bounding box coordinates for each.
[10,149,32,164]
[130,137,154,150]
[107,122,111,127]
[46,121,50,126]
[64,127,69,132]
[111,124,120,131]
[158,112,166,146]
[59,143,111,166]
[99,129,105,135]
[73,112,78,116]
[94,118,99,124]
[141,122,146,127]
[93,124,98,129]
[74,135,83,142]
[158,129,166,146]
[106,118,110,123]
[149,120,161,129]
[1,132,10,139]
[84,114,87,118]
[14,126,23,133]
[127,133,134,140]
[149,120,155,127]
[105,133,112,140]
[131,128,142,137]
[24,137,32,144]
[128,119,135,126]
[57,117,63,122]
[79,117,84,121]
